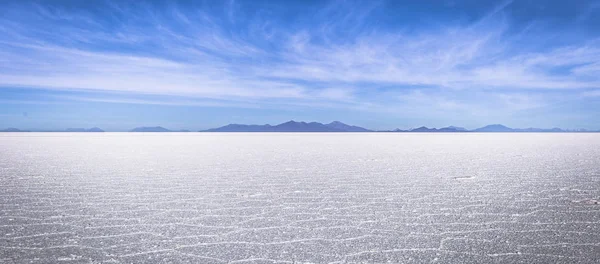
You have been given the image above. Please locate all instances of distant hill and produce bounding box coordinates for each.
[272,121,342,132]
[130,126,171,132]
[410,126,437,132]
[2,123,597,133]
[202,122,599,133]
[380,124,581,133]
[202,121,372,132]
[393,126,467,132]
[437,126,467,132]
[473,124,514,132]
[87,127,105,132]
[1,128,29,132]
[471,124,571,132]
[65,127,104,132]
[386,128,407,132]
[514,127,564,132]
[445,126,467,131]
[325,121,372,132]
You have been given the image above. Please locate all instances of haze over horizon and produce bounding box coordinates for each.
[1,0,600,131]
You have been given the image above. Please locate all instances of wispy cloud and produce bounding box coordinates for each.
[0,0,599,117]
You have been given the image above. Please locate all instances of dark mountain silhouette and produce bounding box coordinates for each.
[437,126,468,132]
[472,124,575,132]
[66,127,104,132]
[87,127,104,132]
[514,127,564,132]
[272,121,342,132]
[473,124,514,132]
[203,121,372,132]
[1,128,29,132]
[400,126,467,132]
[130,126,171,132]
[3,123,597,133]
[203,122,598,133]
[325,121,372,132]
[411,126,437,132]
[446,126,467,131]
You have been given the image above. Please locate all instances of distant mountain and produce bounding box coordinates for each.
[514,127,565,132]
[87,127,104,132]
[325,121,372,132]
[404,126,467,132]
[130,126,171,132]
[471,124,577,132]
[445,126,467,131]
[437,126,468,132]
[471,124,573,132]
[202,122,598,133]
[410,126,437,132]
[65,127,104,132]
[383,124,578,133]
[1,128,29,132]
[202,120,372,132]
[473,124,514,132]
[272,121,342,132]
[3,123,598,133]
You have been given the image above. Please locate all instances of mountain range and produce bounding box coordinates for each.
[388,126,468,132]
[1,122,598,132]
[470,124,586,132]
[201,121,370,132]
[201,121,596,133]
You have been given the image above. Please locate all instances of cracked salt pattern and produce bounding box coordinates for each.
[1,133,599,263]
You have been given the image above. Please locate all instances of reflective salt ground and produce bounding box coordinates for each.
[1,133,599,264]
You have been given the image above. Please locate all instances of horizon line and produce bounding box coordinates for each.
[2,120,599,132]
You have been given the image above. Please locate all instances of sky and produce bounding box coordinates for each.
[1,0,600,131]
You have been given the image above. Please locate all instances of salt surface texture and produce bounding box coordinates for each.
[1,133,599,263]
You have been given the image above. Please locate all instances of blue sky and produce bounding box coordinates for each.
[1,0,600,131]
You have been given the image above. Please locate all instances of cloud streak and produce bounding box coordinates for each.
[0,0,599,119]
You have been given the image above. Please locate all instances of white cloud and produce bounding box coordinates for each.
[0,1,598,113]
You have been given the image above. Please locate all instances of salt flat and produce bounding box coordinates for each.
[1,133,599,263]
